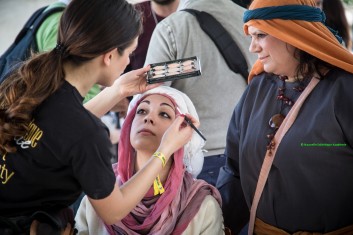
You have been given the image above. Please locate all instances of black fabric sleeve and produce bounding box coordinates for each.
[71,126,116,200]
[216,93,249,234]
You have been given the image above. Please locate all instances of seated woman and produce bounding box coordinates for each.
[75,86,224,235]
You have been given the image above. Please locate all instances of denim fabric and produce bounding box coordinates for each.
[239,223,248,235]
[70,193,85,216]
[197,154,226,186]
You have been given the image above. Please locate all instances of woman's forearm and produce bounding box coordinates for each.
[84,85,123,118]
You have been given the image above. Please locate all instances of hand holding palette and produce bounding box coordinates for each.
[147,56,202,84]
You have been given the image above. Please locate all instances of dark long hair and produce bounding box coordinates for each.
[295,50,334,79]
[323,0,352,50]
[0,0,143,154]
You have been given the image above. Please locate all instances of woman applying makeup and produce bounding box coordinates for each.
[0,1,196,234]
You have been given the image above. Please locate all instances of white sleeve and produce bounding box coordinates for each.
[182,195,225,235]
[74,196,110,235]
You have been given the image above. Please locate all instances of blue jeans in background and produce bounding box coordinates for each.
[197,154,226,186]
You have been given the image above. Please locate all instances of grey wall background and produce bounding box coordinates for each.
[0,0,56,54]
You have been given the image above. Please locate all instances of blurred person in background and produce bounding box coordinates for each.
[145,0,257,189]
[316,0,352,51]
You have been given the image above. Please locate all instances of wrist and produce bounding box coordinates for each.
[155,147,173,162]
[153,152,166,168]
[112,80,125,99]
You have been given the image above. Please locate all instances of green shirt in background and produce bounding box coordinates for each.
[35,1,100,103]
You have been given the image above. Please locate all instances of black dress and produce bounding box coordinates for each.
[218,68,353,233]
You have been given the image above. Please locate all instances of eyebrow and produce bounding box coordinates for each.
[141,100,175,111]
[249,29,266,36]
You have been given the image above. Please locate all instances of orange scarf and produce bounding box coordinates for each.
[243,0,353,82]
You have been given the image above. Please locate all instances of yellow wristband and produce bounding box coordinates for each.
[153,151,166,167]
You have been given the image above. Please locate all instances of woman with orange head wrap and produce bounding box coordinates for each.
[216,0,353,234]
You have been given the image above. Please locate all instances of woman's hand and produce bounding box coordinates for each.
[115,65,160,98]
[157,114,200,159]
[85,66,160,118]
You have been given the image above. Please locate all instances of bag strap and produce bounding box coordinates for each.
[0,5,65,83]
[182,9,249,81]
[13,6,47,44]
[248,77,320,235]
[14,5,65,44]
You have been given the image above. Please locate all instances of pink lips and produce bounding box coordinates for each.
[138,128,156,136]
[259,55,269,61]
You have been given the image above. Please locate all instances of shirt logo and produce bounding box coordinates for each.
[15,119,43,149]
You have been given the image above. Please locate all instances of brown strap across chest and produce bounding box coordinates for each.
[248,77,320,235]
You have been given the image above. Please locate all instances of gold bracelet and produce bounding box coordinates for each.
[153,151,166,167]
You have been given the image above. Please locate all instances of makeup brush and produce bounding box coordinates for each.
[176,107,206,141]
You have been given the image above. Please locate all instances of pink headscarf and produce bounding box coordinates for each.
[105,86,222,235]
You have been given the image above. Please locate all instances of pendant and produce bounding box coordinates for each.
[269,113,285,129]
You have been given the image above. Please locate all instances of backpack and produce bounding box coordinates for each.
[182,9,249,81]
[0,5,65,83]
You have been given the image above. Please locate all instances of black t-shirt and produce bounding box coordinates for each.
[0,81,115,217]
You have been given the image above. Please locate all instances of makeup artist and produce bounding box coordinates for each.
[0,0,197,234]
[216,0,353,234]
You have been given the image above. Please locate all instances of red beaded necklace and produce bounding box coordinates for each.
[266,75,307,154]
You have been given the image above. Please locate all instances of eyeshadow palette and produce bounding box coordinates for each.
[146,56,202,84]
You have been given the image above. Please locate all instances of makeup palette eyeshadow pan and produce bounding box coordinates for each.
[146,56,202,84]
